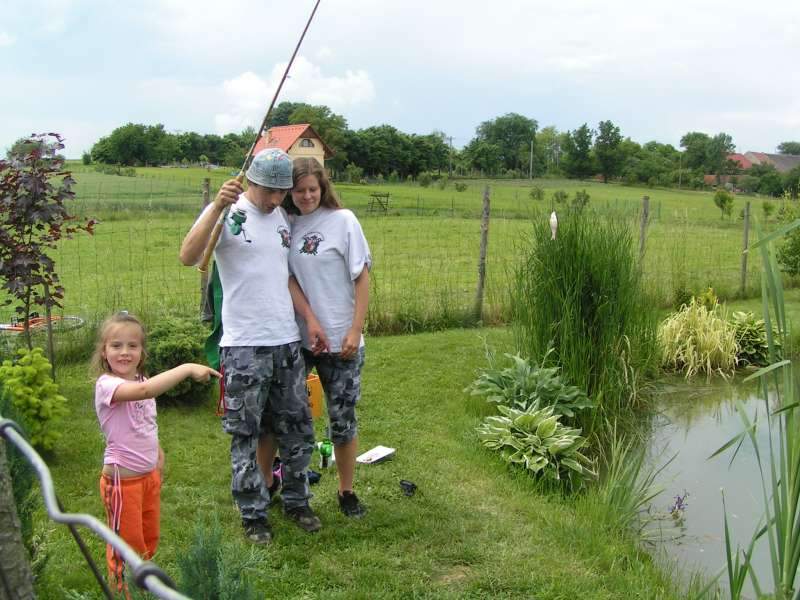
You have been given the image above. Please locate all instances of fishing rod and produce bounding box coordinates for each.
[198,0,322,273]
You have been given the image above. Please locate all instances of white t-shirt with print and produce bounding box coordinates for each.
[289,207,371,353]
[193,194,300,347]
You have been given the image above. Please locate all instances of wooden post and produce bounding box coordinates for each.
[474,186,491,322]
[43,283,56,381]
[638,196,650,262]
[199,178,211,318]
[741,201,750,296]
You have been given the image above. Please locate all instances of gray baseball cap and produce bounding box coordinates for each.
[245,148,293,189]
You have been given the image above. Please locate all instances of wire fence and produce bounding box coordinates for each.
[0,174,782,330]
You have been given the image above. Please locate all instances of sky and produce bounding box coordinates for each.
[1,0,798,158]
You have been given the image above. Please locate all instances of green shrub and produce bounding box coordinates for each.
[693,287,718,312]
[418,172,432,187]
[778,228,800,277]
[529,186,544,201]
[0,348,67,451]
[511,212,659,441]
[552,190,568,204]
[466,352,591,418]
[763,200,775,222]
[658,298,737,378]
[672,287,693,310]
[387,170,399,184]
[476,404,595,485]
[146,317,211,405]
[572,189,590,212]
[436,174,449,190]
[713,189,733,218]
[730,310,779,367]
[344,163,363,184]
[178,519,259,600]
[454,182,467,192]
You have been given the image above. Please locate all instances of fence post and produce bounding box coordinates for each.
[741,201,750,296]
[638,196,650,262]
[199,178,211,318]
[43,283,56,381]
[474,186,491,322]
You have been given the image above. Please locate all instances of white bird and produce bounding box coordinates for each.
[549,211,558,240]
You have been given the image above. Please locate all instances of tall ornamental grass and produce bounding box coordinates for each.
[701,218,800,599]
[510,212,659,440]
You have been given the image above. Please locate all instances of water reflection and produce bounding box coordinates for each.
[649,376,775,596]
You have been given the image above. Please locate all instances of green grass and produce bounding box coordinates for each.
[30,327,688,599]
[3,168,788,333]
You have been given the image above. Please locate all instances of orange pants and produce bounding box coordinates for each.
[99,469,161,591]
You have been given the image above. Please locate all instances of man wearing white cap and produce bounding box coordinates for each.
[180,149,327,544]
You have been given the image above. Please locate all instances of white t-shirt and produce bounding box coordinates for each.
[95,374,159,473]
[193,195,300,347]
[289,208,371,352]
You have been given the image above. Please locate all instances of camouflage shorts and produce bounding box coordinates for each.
[220,343,314,516]
[303,347,365,445]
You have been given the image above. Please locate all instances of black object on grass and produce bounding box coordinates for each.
[399,479,417,497]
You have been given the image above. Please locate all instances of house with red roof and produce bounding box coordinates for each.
[252,124,334,167]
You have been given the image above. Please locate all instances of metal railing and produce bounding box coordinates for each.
[0,418,191,600]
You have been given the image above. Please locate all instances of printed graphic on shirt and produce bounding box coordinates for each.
[131,400,156,434]
[300,232,324,255]
[228,208,251,243]
[278,225,291,248]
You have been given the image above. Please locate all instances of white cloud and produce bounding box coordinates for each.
[315,46,333,61]
[213,57,375,134]
[0,32,15,47]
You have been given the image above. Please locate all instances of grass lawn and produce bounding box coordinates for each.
[32,327,685,599]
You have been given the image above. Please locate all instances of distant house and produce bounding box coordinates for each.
[252,124,334,168]
[727,152,800,174]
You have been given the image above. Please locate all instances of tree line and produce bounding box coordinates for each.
[46,102,800,195]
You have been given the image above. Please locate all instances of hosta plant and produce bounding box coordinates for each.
[466,352,592,418]
[658,298,737,379]
[476,404,596,484]
[729,310,779,367]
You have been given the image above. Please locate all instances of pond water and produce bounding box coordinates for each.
[648,376,778,596]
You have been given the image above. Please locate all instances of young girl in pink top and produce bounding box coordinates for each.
[92,312,219,592]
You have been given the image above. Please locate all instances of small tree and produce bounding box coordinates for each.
[81,151,91,165]
[763,200,775,222]
[713,189,733,219]
[0,133,95,348]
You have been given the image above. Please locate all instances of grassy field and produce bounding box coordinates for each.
[30,326,692,599]
[4,165,787,334]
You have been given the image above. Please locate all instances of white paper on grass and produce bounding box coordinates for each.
[356,445,396,464]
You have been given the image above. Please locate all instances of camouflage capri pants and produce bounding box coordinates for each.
[303,347,365,445]
[221,343,314,519]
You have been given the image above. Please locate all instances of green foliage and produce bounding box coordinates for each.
[572,189,590,212]
[729,311,778,367]
[597,429,666,537]
[344,163,363,184]
[0,348,67,450]
[454,181,467,192]
[713,189,733,218]
[511,212,659,441]
[594,120,623,183]
[466,352,592,418]
[762,200,775,221]
[81,152,91,165]
[552,189,568,204]
[529,186,544,201]
[418,172,432,187]
[562,124,595,179]
[178,519,258,600]
[436,174,449,190]
[146,317,211,405]
[693,287,718,312]
[0,379,38,558]
[658,298,737,378]
[387,170,399,184]
[476,404,595,485]
[777,227,800,277]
